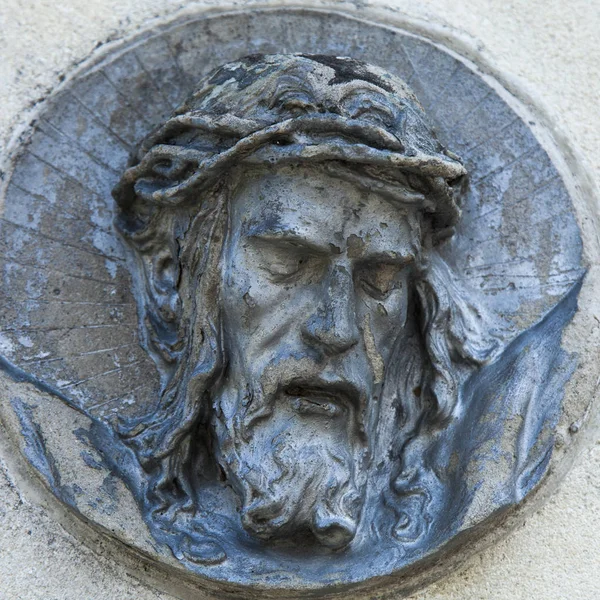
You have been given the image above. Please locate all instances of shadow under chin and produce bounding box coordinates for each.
[242,515,358,554]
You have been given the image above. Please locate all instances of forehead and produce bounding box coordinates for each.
[230,166,421,257]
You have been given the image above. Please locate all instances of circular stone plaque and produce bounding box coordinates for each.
[1,5,598,598]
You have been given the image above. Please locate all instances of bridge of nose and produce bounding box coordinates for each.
[302,261,361,353]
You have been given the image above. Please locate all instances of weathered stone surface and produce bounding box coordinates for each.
[1,2,599,599]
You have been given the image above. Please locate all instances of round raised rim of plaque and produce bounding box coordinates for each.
[1,4,599,598]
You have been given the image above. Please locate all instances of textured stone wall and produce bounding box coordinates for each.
[1,1,599,598]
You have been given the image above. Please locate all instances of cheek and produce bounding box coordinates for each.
[360,282,411,357]
[221,254,252,331]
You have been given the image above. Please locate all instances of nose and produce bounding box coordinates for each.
[301,265,359,355]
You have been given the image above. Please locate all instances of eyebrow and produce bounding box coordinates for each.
[359,251,416,266]
[250,231,417,264]
[249,231,332,255]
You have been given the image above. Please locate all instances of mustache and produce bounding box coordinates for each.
[238,370,368,434]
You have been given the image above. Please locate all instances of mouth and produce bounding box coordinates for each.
[283,378,361,418]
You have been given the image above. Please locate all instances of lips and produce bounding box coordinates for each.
[283,378,361,417]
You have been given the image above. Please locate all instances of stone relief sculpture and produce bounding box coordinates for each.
[0,9,593,596]
[108,54,579,567]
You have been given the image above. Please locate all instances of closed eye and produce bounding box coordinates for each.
[251,237,323,283]
[264,254,310,281]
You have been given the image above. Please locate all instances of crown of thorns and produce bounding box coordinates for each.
[113,54,467,243]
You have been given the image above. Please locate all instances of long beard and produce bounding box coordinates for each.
[213,384,368,550]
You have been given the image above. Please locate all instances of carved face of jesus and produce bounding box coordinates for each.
[212,165,421,550]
